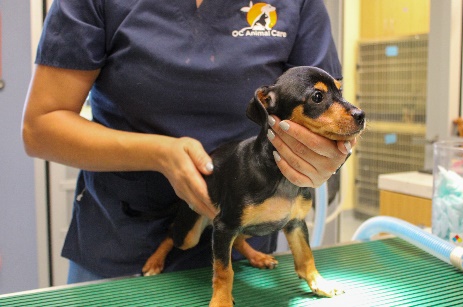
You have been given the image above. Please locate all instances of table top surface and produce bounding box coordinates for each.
[1,238,462,306]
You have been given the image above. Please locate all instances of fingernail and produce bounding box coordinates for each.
[279,121,290,131]
[273,151,281,162]
[268,116,276,127]
[344,141,352,154]
[267,129,275,141]
[206,162,214,172]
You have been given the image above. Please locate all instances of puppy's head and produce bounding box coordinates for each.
[247,66,365,141]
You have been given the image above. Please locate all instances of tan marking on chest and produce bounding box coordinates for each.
[241,195,312,226]
[241,197,292,226]
[289,195,312,220]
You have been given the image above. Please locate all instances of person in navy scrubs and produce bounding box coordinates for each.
[22,0,355,283]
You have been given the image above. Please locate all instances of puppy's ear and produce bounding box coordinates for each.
[246,86,276,126]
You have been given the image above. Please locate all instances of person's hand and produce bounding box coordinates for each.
[158,137,218,219]
[267,116,356,188]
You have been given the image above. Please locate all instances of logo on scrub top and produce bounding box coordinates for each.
[232,2,287,38]
[453,234,463,244]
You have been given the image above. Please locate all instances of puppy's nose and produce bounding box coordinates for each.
[351,109,365,126]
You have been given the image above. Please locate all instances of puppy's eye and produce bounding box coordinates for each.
[311,91,324,103]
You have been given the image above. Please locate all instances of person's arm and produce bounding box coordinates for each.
[22,65,217,219]
[268,115,355,188]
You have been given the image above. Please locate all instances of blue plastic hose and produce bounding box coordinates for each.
[352,216,463,271]
[311,182,328,247]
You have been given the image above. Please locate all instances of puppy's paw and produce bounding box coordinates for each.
[308,275,344,297]
[209,297,234,307]
[248,252,279,269]
[142,257,165,276]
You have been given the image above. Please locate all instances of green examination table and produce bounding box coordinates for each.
[1,238,462,306]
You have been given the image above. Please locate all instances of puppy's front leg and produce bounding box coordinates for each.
[283,219,343,297]
[210,220,237,307]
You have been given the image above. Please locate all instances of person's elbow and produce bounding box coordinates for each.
[21,115,43,158]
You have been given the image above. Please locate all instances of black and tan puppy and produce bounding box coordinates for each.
[143,66,365,306]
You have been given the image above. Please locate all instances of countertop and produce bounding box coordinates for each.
[378,171,433,199]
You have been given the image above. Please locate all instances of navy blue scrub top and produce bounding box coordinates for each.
[36,0,342,278]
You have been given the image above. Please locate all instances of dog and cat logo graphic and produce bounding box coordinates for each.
[232,2,287,38]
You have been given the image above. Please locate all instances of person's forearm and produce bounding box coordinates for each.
[22,109,172,172]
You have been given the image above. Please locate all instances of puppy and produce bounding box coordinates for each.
[143,66,365,306]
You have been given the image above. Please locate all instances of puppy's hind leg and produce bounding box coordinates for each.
[142,236,174,276]
[283,219,344,297]
[233,235,278,269]
[174,214,210,250]
[143,204,208,276]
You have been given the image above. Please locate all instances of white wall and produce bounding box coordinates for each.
[341,0,360,210]
[425,0,462,168]
[0,0,41,294]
